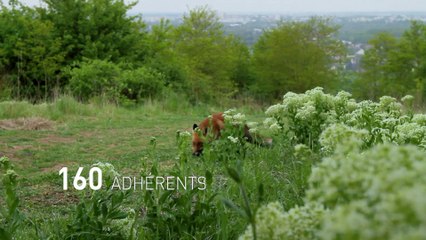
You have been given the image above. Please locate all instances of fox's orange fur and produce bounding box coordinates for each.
[192,112,271,156]
[192,113,225,156]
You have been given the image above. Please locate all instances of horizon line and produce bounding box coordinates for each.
[133,10,426,15]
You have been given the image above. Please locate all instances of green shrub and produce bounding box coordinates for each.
[120,67,165,102]
[69,59,122,102]
[69,60,167,104]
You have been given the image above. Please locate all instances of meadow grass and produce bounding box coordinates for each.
[3,91,425,239]
[1,96,297,239]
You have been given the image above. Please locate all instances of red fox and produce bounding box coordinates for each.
[192,112,272,156]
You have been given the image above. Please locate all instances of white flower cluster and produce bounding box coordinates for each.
[239,202,324,240]
[178,130,192,138]
[394,122,426,145]
[241,143,426,240]
[246,122,259,134]
[239,88,426,240]
[265,104,285,117]
[261,88,426,150]
[92,162,120,180]
[294,144,313,159]
[319,124,369,154]
[307,144,426,240]
[401,94,414,104]
[227,136,239,144]
[223,109,246,125]
[413,113,426,125]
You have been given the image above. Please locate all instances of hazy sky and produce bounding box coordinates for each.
[19,0,426,13]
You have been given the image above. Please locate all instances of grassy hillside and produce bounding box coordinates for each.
[1,90,426,239]
[0,97,278,239]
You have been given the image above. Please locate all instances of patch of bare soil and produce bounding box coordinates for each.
[0,117,54,130]
[0,145,34,160]
[38,135,74,144]
[24,184,79,207]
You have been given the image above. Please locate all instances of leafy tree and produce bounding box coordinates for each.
[0,0,150,100]
[395,21,426,104]
[354,21,426,104]
[143,19,187,91]
[353,32,398,100]
[0,1,63,100]
[41,0,148,64]
[251,17,345,101]
[172,7,249,103]
[229,36,254,92]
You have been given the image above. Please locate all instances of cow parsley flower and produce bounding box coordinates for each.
[224,109,246,125]
[269,123,282,132]
[295,103,316,121]
[308,144,426,240]
[263,117,277,127]
[239,202,324,240]
[179,130,191,137]
[401,94,414,104]
[92,162,120,179]
[265,104,285,116]
[412,114,426,126]
[227,136,239,144]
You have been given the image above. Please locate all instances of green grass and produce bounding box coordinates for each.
[0,101,195,198]
[6,91,424,239]
[2,97,301,239]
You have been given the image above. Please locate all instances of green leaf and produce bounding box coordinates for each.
[221,198,245,217]
[226,167,241,183]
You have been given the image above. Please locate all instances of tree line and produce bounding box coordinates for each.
[0,0,425,105]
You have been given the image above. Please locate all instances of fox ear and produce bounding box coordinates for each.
[193,124,198,130]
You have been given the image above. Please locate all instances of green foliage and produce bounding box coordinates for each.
[68,59,166,103]
[0,2,64,99]
[41,0,147,64]
[2,87,426,240]
[0,156,25,240]
[241,143,426,240]
[263,88,426,152]
[144,19,187,91]
[354,21,426,104]
[63,191,134,240]
[120,67,165,102]
[0,0,148,100]
[140,175,219,239]
[310,144,426,240]
[136,135,220,240]
[172,7,250,103]
[239,202,324,240]
[251,17,345,101]
[239,88,426,240]
[353,32,398,100]
[69,59,122,102]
